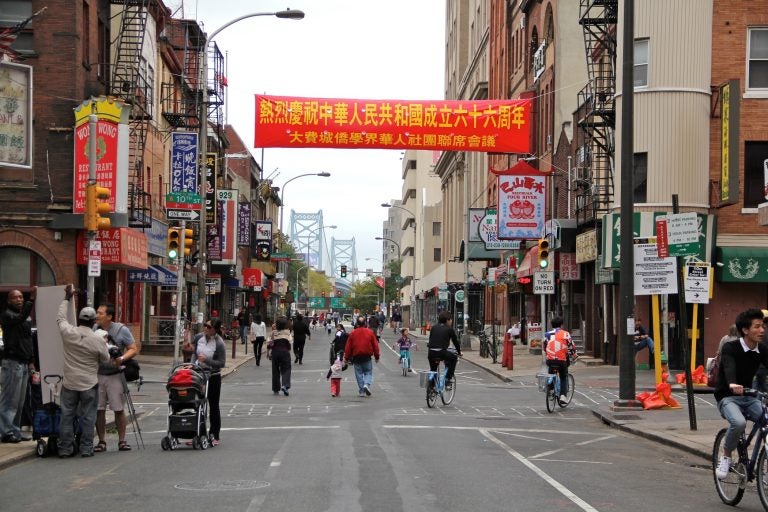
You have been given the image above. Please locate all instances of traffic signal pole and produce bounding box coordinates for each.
[86,113,98,307]
[173,221,186,365]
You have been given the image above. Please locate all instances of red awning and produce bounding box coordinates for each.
[515,246,538,278]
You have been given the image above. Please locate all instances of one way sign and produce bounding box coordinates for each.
[684,263,711,304]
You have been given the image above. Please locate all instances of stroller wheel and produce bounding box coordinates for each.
[191,437,199,450]
[36,440,46,458]
[197,435,209,450]
[161,437,170,451]
[170,437,178,450]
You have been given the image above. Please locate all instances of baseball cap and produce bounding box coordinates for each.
[78,307,97,321]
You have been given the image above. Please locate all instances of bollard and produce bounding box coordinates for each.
[232,337,236,359]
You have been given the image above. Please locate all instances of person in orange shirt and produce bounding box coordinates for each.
[544,317,577,400]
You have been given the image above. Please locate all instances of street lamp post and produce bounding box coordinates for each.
[196,9,305,323]
[295,264,309,311]
[375,236,401,259]
[382,202,417,330]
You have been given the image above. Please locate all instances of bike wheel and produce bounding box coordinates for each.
[559,374,576,407]
[757,446,768,509]
[713,428,745,505]
[441,375,456,405]
[402,359,408,377]
[546,380,557,413]
[426,376,438,408]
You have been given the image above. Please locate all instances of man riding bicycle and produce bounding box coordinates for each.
[544,317,577,401]
[715,308,768,479]
[427,311,462,390]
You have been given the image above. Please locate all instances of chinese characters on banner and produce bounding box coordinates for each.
[494,161,547,240]
[238,202,251,246]
[559,253,581,280]
[254,95,532,154]
[76,228,147,269]
[0,61,32,168]
[204,152,217,224]
[170,132,198,193]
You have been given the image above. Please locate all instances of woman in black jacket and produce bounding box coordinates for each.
[267,317,293,396]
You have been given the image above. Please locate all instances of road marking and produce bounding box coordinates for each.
[480,429,601,512]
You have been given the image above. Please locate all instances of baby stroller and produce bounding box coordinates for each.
[161,364,212,450]
[32,375,80,457]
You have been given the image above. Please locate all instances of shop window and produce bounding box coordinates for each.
[634,39,649,87]
[0,247,55,287]
[744,141,768,208]
[748,28,768,90]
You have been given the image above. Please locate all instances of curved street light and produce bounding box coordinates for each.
[375,236,401,257]
[197,9,305,319]
[381,202,416,229]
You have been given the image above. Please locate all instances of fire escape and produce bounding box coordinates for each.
[574,0,618,226]
[109,0,153,228]
[160,19,203,131]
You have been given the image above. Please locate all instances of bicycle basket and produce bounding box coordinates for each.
[536,373,550,392]
[419,371,431,388]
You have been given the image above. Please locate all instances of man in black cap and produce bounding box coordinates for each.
[0,287,36,443]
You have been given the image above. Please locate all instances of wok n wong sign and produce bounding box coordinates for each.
[254,94,532,153]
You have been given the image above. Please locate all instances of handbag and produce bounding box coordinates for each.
[706,354,720,388]
[122,358,141,382]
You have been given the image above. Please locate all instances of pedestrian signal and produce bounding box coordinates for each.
[537,238,550,269]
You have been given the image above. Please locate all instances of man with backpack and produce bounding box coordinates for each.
[544,317,577,402]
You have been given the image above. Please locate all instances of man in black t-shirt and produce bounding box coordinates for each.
[292,314,311,364]
[427,311,463,387]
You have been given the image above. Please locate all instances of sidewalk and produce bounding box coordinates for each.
[0,342,255,470]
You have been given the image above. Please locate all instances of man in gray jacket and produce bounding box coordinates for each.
[56,285,110,457]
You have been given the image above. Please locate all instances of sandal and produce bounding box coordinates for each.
[118,441,131,451]
[93,441,107,453]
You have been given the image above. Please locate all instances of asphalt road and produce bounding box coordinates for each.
[0,329,761,511]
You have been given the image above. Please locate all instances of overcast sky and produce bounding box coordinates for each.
[182,0,447,272]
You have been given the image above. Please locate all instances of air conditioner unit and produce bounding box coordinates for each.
[520,14,526,30]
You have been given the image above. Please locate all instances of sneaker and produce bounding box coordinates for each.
[716,456,732,479]
[211,439,220,447]
[281,386,289,396]
[363,385,372,396]
[359,391,366,397]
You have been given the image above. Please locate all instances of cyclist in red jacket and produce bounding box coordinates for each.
[544,317,577,401]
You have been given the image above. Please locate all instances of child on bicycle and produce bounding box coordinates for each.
[393,328,416,372]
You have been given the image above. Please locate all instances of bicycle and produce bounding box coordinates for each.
[539,364,575,413]
[421,354,457,408]
[712,389,768,508]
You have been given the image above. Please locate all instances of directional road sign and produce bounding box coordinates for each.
[684,263,711,304]
[167,209,200,221]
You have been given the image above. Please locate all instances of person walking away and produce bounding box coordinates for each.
[250,314,267,367]
[56,285,110,457]
[268,317,292,396]
[184,319,226,445]
[326,319,333,336]
[633,318,655,368]
[94,303,139,452]
[237,309,250,345]
[393,328,416,372]
[716,308,768,479]
[427,311,462,389]
[292,314,310,365]
[331,323,349,364]
[344,316,380,397]
[0,288,36,443]
[367,312,380,341]
[544,317,578,401]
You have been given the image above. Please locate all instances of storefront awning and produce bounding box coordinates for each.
[516,246,538,278]
[127,265,178,286]
[716,247,768,282]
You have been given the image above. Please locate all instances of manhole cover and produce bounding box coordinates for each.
[175,480,270,491]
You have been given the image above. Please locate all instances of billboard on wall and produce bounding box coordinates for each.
[493,161,547,240]
[254,95,532,153]
[0,61,33,168]
[72,97,130,214]
[212,189,237,265]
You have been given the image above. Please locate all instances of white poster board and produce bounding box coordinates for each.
[35,286,69,404]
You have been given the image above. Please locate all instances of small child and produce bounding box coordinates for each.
[393,328,416,371]
[326,355,345,397]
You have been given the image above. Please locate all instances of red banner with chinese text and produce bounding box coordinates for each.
[76,228,148,269]
[254,95,532,153]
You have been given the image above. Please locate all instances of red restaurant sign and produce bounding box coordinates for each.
[254,95,532,153]
[76,228,148,269]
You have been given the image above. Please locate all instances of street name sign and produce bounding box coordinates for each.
[165,192,202,210]
[684,263,711,304]
[634,241,678,295]
[533,271,555,295]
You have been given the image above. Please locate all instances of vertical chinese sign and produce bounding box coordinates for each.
[493,161,548,240]
[238,202,251,246]
[204,152,217,224]
[255,220,272,261]
[170,132,198,193]
[72,97,130,214]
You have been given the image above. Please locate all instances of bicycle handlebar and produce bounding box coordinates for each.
[742,388,768,400]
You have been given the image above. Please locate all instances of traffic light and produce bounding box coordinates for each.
[537,238,550,269]
[321,290,326,297]
[340,264,347,278]
[167,228,180,260]
[167,227,194,261]
[84,183,111,231]
[336,290,342,297]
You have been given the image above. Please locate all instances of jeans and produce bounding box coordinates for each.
[59,384,98,456]
[718,395,764,452]
[0,359,29,438]
[428,349,458,382]
[547,359,569,397]
[253,337,265,365]
[634,337,655,355]
[239,326,247,343]
[399,349,412,368]
[353,358,373,393]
